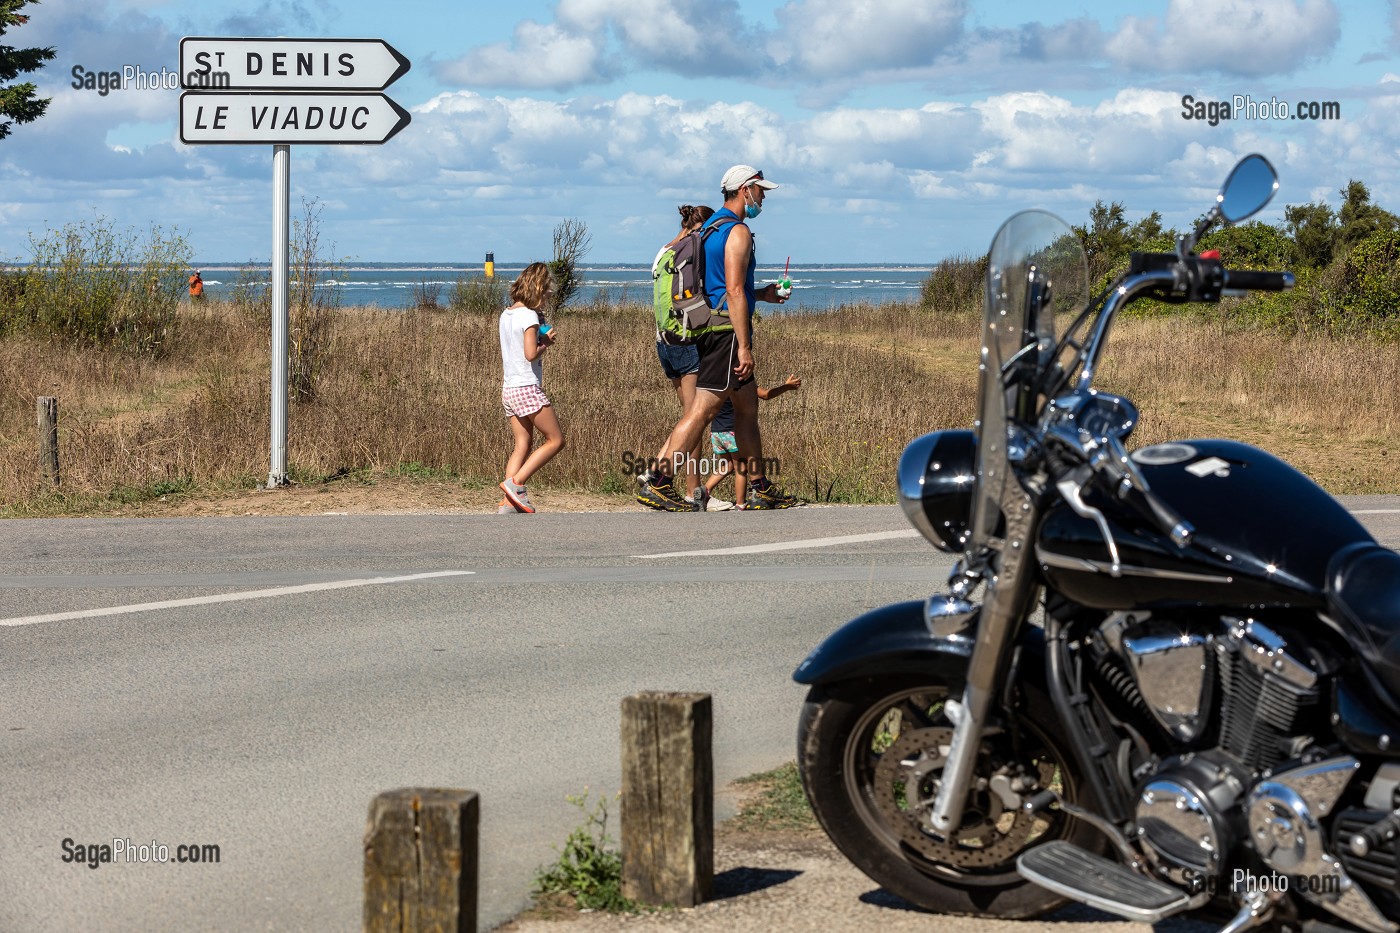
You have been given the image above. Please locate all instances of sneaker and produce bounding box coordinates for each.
[637,477,693,512]
[496,498,512,514]
[499,479,535,513]
[746,479,801,510]
[690,486,709,513]
[706,496,735,512]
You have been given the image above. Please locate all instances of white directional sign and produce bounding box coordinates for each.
[180,37,410,91]
[177,35,413,485]
[179,91,411,144]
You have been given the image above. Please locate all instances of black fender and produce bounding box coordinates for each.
[795,599,995,686]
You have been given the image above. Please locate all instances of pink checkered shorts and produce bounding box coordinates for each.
[501,384,551,418]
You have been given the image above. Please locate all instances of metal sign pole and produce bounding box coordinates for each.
[268,143,290,488]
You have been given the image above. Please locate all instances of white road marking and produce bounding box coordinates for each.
[0,570,475,628]
[637,503,1394,560]
[635,529,921,559]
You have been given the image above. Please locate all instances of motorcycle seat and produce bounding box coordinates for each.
[1327,543,1400,703]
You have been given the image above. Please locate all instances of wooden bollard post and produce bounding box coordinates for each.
[36,396,59,486]
[364,788,479,933]
[620,691,713,907]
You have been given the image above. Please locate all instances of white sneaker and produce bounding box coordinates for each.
[706,496,735,512]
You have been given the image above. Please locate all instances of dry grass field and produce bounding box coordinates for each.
[0,299,1394,517]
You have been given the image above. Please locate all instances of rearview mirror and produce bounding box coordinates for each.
[1183,153,1280,253]
[1218,153,1278,223]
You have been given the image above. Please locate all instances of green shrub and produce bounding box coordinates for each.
[532,791,640,913]
[1197,221,1296,271]
[919,253,985,315]
[549,217,591,314]
[14,217,190,355]
[1340,229,1400,325]
[447,274,506,314]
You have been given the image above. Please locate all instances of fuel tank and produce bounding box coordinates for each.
[1036,440,1374,610]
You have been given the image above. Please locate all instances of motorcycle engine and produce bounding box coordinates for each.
[1135,750,1248,889]
[1213,618,1321,771]
[1108,615,1324,887]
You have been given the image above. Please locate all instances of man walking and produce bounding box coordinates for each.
[638,164,798,511]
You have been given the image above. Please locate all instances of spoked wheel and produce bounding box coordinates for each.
[798,670,1105,917]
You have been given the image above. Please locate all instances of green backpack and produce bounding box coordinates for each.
[652,217,737,344]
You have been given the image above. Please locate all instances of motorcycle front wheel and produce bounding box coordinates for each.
[798,669,1104,918]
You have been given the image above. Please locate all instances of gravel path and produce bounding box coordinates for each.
[496,825,1213,933]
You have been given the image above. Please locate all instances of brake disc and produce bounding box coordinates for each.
[871,726,1045,868]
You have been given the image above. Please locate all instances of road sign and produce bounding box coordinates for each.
[180,37,410,91]
[179,91,411,144]
[177,35,413,486]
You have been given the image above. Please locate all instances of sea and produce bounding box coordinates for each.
[191,262,933,311]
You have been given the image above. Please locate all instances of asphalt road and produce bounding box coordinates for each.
[1,499,1396,932]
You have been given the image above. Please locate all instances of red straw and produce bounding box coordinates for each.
[783,256,790,277]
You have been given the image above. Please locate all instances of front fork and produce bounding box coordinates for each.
[929,509,1043,834]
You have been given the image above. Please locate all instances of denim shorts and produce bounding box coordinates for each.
[656,340,700,380]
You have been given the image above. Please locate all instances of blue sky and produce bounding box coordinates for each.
[3,0,1399,264]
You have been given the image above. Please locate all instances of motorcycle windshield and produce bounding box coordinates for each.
[969,210,1087,555]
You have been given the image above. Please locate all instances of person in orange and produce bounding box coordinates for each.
[188,270,204,302]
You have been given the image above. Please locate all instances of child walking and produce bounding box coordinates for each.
[498,262,564,513]
[703,374,802,510]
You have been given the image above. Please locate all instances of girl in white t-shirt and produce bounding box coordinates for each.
[497,262,564,513]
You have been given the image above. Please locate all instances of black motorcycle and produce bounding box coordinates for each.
[795,155,1400,933]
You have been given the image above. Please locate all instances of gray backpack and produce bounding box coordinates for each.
[654,216,739,341]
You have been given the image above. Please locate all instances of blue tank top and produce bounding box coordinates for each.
[701,208,755,321]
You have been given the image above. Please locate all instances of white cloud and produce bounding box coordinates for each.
[333,84,1287,252]
[1009,18,1107,62]
[560,0,759,76]
[430,0,1338,100]
[1108,0,1340,76]
[384,92,796,195]
[800,104,981,172]
[433,0,768,90]
[433,20,611,90]
[908,170,962,199]
[3,0,1394,266]
[773,0,964,79]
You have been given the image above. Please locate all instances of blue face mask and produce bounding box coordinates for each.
[744,191,763,219]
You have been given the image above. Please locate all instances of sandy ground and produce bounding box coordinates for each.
[496,820,1193,933]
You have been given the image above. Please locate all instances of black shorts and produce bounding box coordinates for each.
[695,330,754,393]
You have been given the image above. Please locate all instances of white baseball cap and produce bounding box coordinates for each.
[721,164,778,194]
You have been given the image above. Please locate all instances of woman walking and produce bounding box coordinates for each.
[645,204,713,505]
